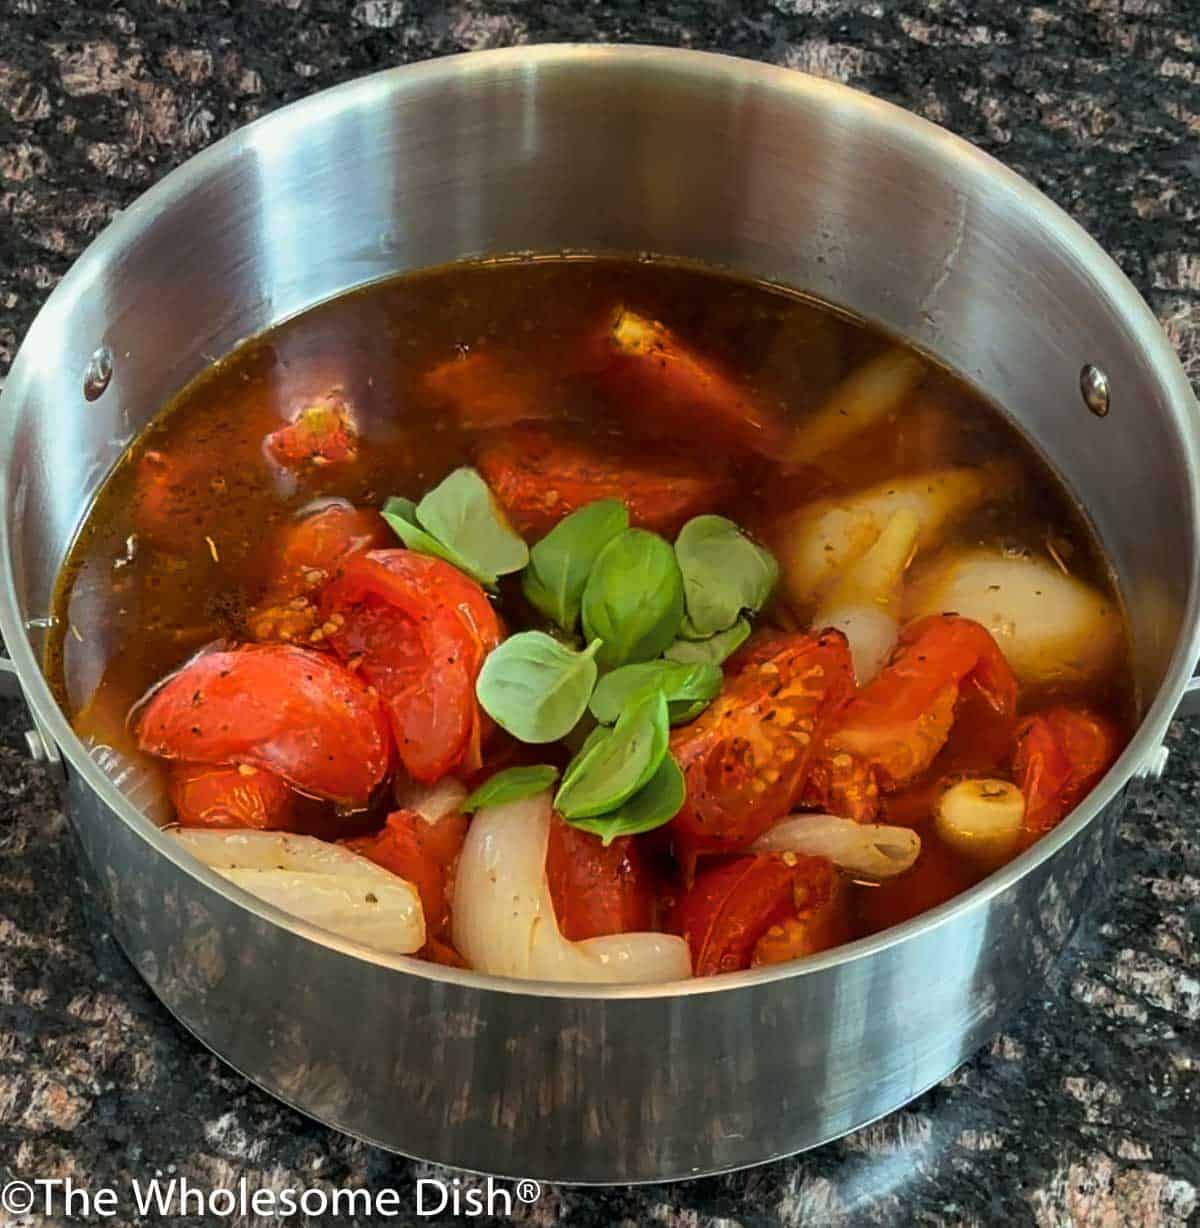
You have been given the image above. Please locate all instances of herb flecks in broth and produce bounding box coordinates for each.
[48,257,1134,981]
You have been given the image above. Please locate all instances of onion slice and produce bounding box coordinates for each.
[753,813,921,879]
[394,775,468,824]
[173,829,425,955]
[452,791,692,983]
[935,778,1024,866]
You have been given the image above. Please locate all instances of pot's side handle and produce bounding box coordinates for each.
[1175,674,1200,719]
[0,655,65,780]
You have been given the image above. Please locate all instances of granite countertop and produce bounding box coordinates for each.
[1,2,1199,1225]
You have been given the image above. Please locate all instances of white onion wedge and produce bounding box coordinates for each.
[905,547,1121,688]
[772,462,1016,609]
[812,508,919,683]
[173,829,425,955]
[394,776,468,825]
[935,778,1025,866]
[783,347,927,466]
[753,814,921,879]
[452,791,692,983]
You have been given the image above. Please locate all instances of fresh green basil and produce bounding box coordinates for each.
[461,764,559,813]
[581,529,684,670]
[554,689,669,819]
[674,514,778,637]
[475,633,601,744]
[568,753,686,845]
[382,496,486,582]
[589,660,722,726]
[664,616,752,666]
[415,467,529,584]
[522,499,629,632]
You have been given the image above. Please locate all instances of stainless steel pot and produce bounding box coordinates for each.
[1,46,1197,1184]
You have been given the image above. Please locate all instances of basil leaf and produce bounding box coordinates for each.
[589,660,722,726]
[568,753,686,845]
[581,529,684,670]
[675,515,778,637]
[555,689,669,819]
[413,467,529,585]
[382,496,490,583]
[476,633,601,744]
[461,764,559,813]
[522,499,629,632]
[665,616,752,665]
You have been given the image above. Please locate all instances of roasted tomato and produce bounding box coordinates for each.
[587,308,789,457]
[811,615,1018,820]
[474,424,733,539]
[321,550,502,783]
[135,644,391,807]
[264,398,359,468]
[248,502,391,642]
[671,852,834,976]
[546,813,656,941]
[168,763,296,830]
[423,349,558,431]
[669,630,856,865]
[346,807,469,940]
[1013,705,1121,836]
[752,857,850,966]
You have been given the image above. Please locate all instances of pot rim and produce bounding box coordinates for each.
[2,43,1197,1001]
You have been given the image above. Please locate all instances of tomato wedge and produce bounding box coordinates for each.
[545,813,656,941]
[669,630,856,865]
[135,644,391,807]
[1013,705,1121,836]
[346,807,469,939]
[168,763,296,830]
[423,350,558,431]
[751,857,850,966]
[812,615,1018,819]
[587,308,789,457]
[249,502,390,642]
[671,853,819,976]
[264,398,358,468]
[474,424,733,539]
[321,550,502,783]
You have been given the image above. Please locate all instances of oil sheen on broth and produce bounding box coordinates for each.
[48,257,1133,950]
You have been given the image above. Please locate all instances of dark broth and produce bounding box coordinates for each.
[48,256,1134,938]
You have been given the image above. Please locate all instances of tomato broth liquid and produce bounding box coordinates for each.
[48,257,1134,945]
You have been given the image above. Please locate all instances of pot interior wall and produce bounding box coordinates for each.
[4,49,1194,716]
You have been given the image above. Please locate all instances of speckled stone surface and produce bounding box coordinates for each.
[1,2,1199,1225]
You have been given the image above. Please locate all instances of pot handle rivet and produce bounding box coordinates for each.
[1080,364,1110,417]
[83,345,113,401]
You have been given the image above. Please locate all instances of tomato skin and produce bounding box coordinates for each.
[1013,706,1120,836]
[248,503,390,642]
[545,814,656,941]
[669,630,856,864]
[671,853,815,976]
[474,424,734,539]
[168,763,296,830]
[321,550,501,783]
[587,308,790,457]
[751,857,850,966]
[264,398,358,467]
[423,350,558,431]
[814,615,1019,819]
[346,808,469,939]
[135,644,391,807]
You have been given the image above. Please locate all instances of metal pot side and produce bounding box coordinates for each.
[1,47,1197,1183]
